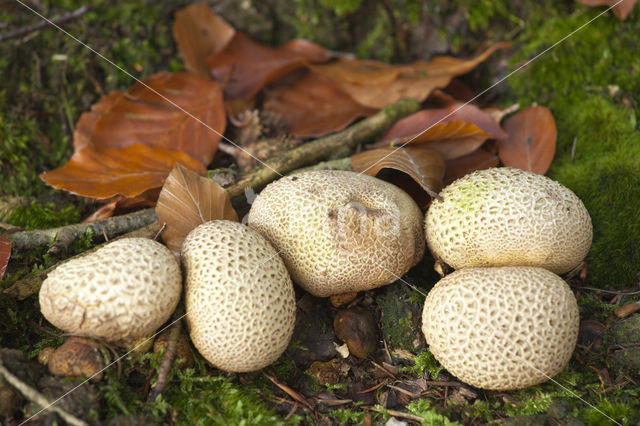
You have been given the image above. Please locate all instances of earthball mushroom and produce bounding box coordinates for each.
[247,170,424,297]
[422,266,579,390]
[182,220,296,373]
[39,238,181,345]
[425,167,592,274]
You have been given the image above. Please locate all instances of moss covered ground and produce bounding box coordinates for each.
[1,1,639,424]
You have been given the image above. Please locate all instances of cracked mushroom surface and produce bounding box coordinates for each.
[39,238,181,345]
[425,167,592,274]
[422,266,580,390]
[182,220,296,373]
[247,170,425,297]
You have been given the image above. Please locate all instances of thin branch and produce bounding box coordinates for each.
[148,308,184,402]
[365,406,424,422]
[0,360,87,426]
[0,5,90,42]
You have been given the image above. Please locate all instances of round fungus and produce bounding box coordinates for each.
[39,238,182,345]
[182,220,296,373]
[422,266,579,390]
[425,167,592,274]
[247,170,425,297]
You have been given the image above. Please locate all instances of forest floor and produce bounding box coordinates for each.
[1,1,639,425]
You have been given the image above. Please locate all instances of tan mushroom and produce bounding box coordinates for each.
[425,167,592,274]
[39,238,181,345]
[422,266,579,390]
[182,220,296,373]
[247,170,424,297]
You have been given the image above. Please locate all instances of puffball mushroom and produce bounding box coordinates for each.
[182,220,296,373]
[247,170,425,297]
[39,238,181,345]
[422,266,579,390]
[425,167,592,274]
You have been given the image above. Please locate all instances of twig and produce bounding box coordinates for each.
[0,5,90,42]
[4,221,162,300]
[148,308,184,402]
[7,208,157,255]
[0,359,88,426]
[364,406,424,422]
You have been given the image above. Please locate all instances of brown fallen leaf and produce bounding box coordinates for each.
[173,3,236,77]
[334,306,378,359]
[444,147,499,185]
[155,164,238,256]
[264,71,377,137]
[207,32,330,99]
[576,0,637,20]
[0,234,10,280]
[375,104,507,160]
[351,146,444,198]
[48,337,105,382]
[310,42,510,109]
[498,106,556,175]
[40,144,206,199]
[77,72,226,167]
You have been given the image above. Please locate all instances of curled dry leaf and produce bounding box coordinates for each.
[172,3,236,77]
[350,146,444,198]
[376,104,507,160]
[264,71,377,137]
[576,0,637,20]
[40,144,206,200]
[206,32,330,99]
[156,164,238,256]
[74,72,226,167]
[498,106,556,175]
[0,234,10,280]
[310,42,510,109]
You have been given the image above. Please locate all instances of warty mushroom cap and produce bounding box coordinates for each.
[422,266,580,390]
[425,167,592,274]
[39,238,182,345]
[247,170,425,297]
[182,220,296,373]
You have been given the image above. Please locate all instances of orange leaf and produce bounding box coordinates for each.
[40,144,206,199]
[263,71,377,137]
[81,72,226,167]
[156,164,238,256]
[173,3,236,77]
[444,147,499,185]
[576,0,637,20]
[351,146,444,198]
[498,106,556,175]
[376,104,507,160]
[311,42,509,109]
[206,32,330,99]
[0,234,10,281]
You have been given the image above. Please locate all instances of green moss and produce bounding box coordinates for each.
[400,350,443,380]
[406,399,459,425]
[507,8,640,288]
[6,200,81,229]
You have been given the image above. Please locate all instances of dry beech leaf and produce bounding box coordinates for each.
[498,106,556,175]
[310,42,509,109]
[78,72,226,167]
[444,147,499,185]
[40,144,206,199]
[351,146,444,198]
[173,3,236,77]
[376,104,507,160]
[263,71,377,137]
[206,32,330,99]
[156,164,238,256]
[0,234,10,280]
[576,0,637,19]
